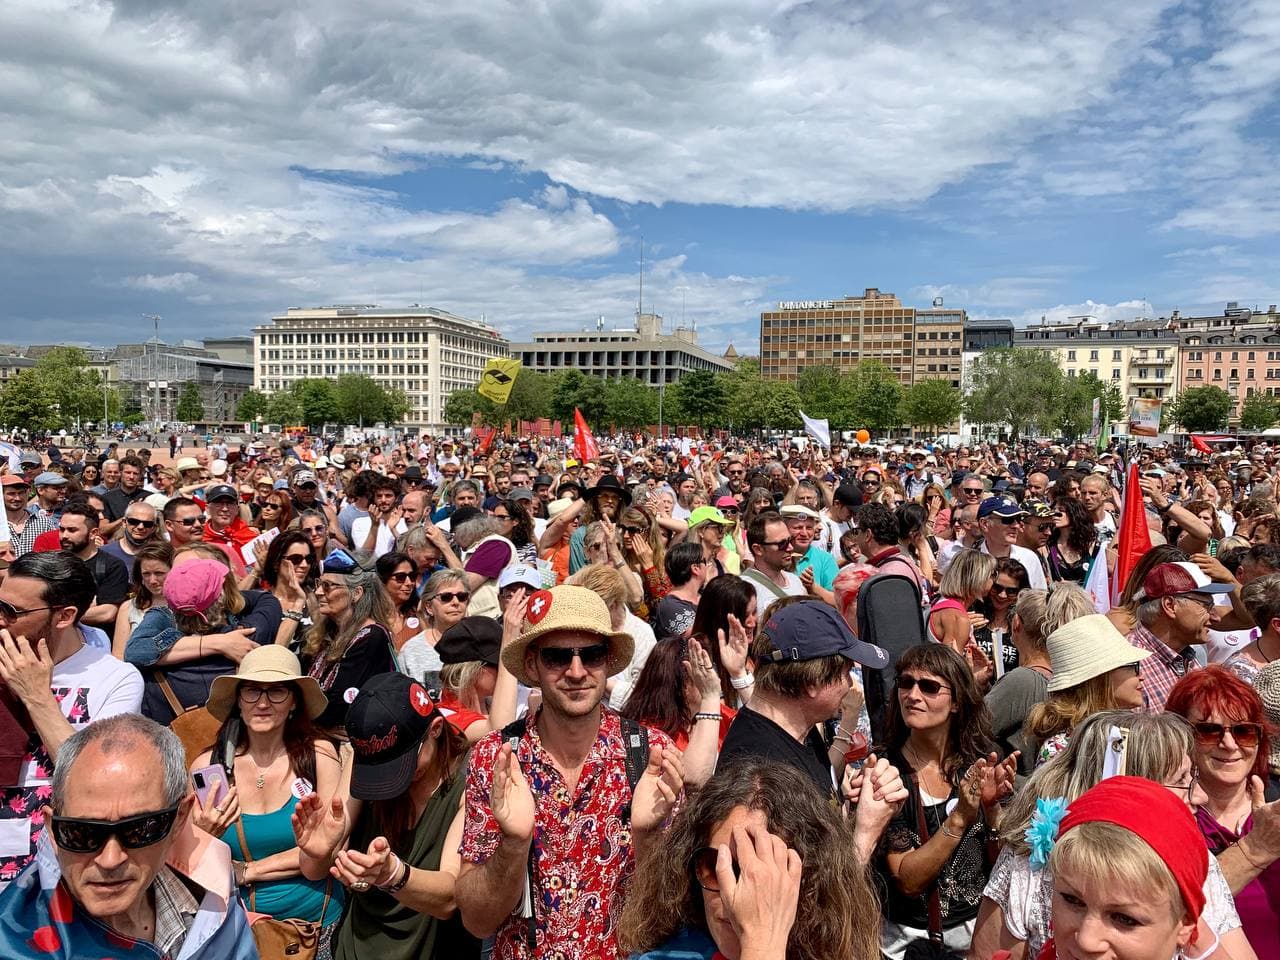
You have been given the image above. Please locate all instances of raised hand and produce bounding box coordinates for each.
[964,640,993,689]
[683,637,722,709]
[718,613,751,679]
[290,793,349,861]
[632,743,684,834]
[716,824,802,960]
[491,743,535,842]
[955,757,989,826]
[978,750,1018,813]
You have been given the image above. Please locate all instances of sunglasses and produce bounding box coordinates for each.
[1192,721,1262,747]
[690,846,738,891]
[896,675,950,696]
[493,513,512,520]
[538,643,610,670]
[761,537,794,549]
[260,502,282,510]
[996,516,1025,526]
[0,600,57,621]
[240,684,292,704]
[620,525,646,535]
[861,480,881,488]
[124,518,157,528]
[962,488,985,496]
[174,515,207,527]
[282,553,312,567]
[301,525,326,535]
[991,584,1023,597]
[50,805,181,855]
[322,548,361,573]
[432,590,470,604]
[387,571,416,583]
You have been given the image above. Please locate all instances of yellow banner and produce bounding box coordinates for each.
[477,357,522,404]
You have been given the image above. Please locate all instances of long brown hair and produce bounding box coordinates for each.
[616,759,879,960]
[128,542,174,612]
[209,682,337,788]
[368,714,468,842]
[619,638,691,738]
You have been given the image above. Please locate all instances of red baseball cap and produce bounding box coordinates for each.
[1141,561,1235,600]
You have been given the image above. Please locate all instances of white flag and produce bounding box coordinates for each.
[1083,545,1110,614]
[800,411,831,449]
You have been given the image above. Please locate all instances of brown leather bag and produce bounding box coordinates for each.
[234,819,332,960]
[152,672,222,768]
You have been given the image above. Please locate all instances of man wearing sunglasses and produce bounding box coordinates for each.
[457,585,682,960]
[1127,561,1235,712]
[0,552,143,889]
[0,714,255,958]
[100,501,160,566]
[976,497,1048,591]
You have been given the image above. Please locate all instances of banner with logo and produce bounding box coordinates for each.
[1127,397,1162,438]
[477,357,522,405]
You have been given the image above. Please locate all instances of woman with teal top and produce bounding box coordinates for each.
[190,644,345,956]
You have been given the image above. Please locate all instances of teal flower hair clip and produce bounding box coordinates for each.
[1025,796,1068,870]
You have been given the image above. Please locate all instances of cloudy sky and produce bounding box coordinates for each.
[3,0,1280,353]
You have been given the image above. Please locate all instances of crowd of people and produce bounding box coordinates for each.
[1,428,1279,960]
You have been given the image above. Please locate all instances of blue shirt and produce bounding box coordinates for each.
[629,927,718,959]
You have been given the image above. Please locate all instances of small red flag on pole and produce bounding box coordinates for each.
[1112,462,1153,605]
[1190,434,1213,455]
[573,407,599,464]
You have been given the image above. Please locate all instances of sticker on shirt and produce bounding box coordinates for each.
[343,687,360,704]
[291,778,314,799]
[405,617,420,630]
[526,589,553,624]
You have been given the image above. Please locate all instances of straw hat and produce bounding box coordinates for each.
[207,645,328,721]
[1045,614,1152,693]
[1254,661,1280,773]
[499,585,633,687]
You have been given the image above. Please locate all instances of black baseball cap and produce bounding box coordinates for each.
[345,673,436,800]
[437,616,502,666]
[204,483,239,503]
[832,483,863,508]
[758,600,889,670]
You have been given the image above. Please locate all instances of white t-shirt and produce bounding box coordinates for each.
[609,611,658,711]
[0,640,143,882]
[350,516,397,558]
[980,542,1048,591]
[743,568,807,621]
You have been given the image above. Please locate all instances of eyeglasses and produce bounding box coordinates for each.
[282,553,312,567]
[239,684,292,704]
[896,675,950,696]
[124,518,157,529]
[1164,768,1201,805]
[991,583,1023,597]
[493,512,512,520]
[620,525,646,535]
[431,590,470,604]
[861,480,881,488]
[50,805,181,855]
[720,508,740,516]
[387,571,415,583]
[175,515,206,526]
[314,579,348,594]
[690,846,738,891]
[1192,721,1262,748]
[301,525,326,535]
[260,502,281,511]
[0,600,57,621]
[537,643,610,670]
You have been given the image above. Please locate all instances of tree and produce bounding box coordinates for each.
[603,377,658,429]
[795,366,850,426]
[291,379,340,429]
[550,370,608,425]
[443,388,496,427]
[335,374,399,426]
[32,346,102,428]
[1055,371,1120,441]
[176,382,204,423]
[1240,394,1280,432]
[964,348,1064,440]
[0,369,57,431]
[236,389,270,422]
[737,378,801,431]
[901,378,961,435]
[846,361,904,434]
[264,391,302,425]
[504,369,555,424]
[1166,386,1233,433]
[383,387,410,426]
[669,370,726,431]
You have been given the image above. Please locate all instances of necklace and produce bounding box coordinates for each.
[246,752,278,790]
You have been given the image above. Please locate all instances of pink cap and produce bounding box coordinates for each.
[163,558,228,622]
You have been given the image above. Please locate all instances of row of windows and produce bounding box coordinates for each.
[1066,348,1167,361]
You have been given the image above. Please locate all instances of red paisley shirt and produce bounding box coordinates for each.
[460,708,673,960]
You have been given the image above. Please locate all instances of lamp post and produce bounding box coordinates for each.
[142,314,162,430]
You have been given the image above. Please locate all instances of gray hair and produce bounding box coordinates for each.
[454,516,501,551]
[422,567,466,602]
[397,524,430,553]
[1136,596,1165,627]
[52,714,188,812]
[451,479,480,502]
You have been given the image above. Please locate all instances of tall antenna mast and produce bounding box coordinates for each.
[638,235,644,319]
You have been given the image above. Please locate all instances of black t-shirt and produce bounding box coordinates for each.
[307,623,397,732]
[102,486,148,522]
[84,549,129,606]
[718,706,834,796]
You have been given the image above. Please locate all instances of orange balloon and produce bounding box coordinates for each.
[856,429,870,444]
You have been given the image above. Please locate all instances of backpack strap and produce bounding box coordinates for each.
[741,568,788,603]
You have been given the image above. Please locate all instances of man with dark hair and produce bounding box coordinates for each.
[0,551,143,886]
[162,496,205,549]
[2,476,54,559]
[655,541,706,638]
[1239,543,1280,584]
[100,454,148,535]
[352,474,404,558]
[337,469,378,545]
[853,502,926,596]
[822,482,861,561]
[28,472,69,523]
[57,503,129,630]
[743,511,806,621]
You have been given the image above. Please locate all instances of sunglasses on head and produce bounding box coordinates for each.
[1192,721,1261,747]
[432,590,470,604]
[50,805,181,855]
[538,643,610,670]
[690,846,738,891]
[896,675,950,696]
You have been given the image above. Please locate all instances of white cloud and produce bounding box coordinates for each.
[971,299,1153,328]
[122,272,199,292]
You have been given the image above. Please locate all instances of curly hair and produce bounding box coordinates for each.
[1051,496,1097,556]
[880,643,997,782]
[615,759,880,960]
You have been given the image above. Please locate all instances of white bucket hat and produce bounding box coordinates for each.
[1045,614,1152,693]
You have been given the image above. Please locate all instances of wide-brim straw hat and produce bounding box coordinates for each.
[207,645,329,721]
[500,585,633,688]
[1045,614,1152,693]
[1254,661,1280,773]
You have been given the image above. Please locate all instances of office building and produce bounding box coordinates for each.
[511,312,733,386]
[112,343,254,425]
[1014,316,1179,403]
[253,305,508,429]
[914,305,965,388]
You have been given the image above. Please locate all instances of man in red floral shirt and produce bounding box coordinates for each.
[456,584,683,959]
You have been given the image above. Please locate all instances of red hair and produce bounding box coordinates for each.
[1166,665,1271,780]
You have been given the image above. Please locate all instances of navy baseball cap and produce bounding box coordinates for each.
[978,497,1027,520]
[758,601,889,670]
[204,483,239,503]
[346,673,437,800]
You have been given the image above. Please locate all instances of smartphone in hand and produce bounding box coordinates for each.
[192,764,229,808]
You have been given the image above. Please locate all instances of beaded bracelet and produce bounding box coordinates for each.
[693,712,721,722]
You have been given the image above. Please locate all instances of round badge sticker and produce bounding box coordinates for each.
[409,683,433,717]
[343,686,360,704]
[526,589,553,625]
[405,617,420,629]
[291,777,314,799]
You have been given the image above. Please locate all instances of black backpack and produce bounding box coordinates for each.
[500,713,650,952]
[856,572,926,744]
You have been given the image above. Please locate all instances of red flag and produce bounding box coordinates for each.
[474,426,496,454]
[1112,462,1153,606]
[573,407,599,463]
[1190,434,1213,455]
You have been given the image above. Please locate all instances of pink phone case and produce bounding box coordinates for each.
[192,764,228,808]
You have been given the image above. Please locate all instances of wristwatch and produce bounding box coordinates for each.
[281,610,305,623]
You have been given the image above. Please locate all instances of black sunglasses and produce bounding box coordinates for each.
[992,584,1023,597]
[620,525,646,535]
[432,590,470,604]
[124,517,157,529]
[175,515,206,526]
[1192,721,1261,747]
[690,846,737,891]
[896,675,950,696]
[0,600,57,621]
[387,571,416,583]
[50,804,181,854]
[282,553,312,567]
[761,537,794,549]
[538,643,610,669]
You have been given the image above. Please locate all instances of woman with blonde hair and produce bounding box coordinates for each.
[399,568,469,689]
[1025,614,1151,766]
[928,547,996,651]
[971,710,1247,960]
[618,503,669,617]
